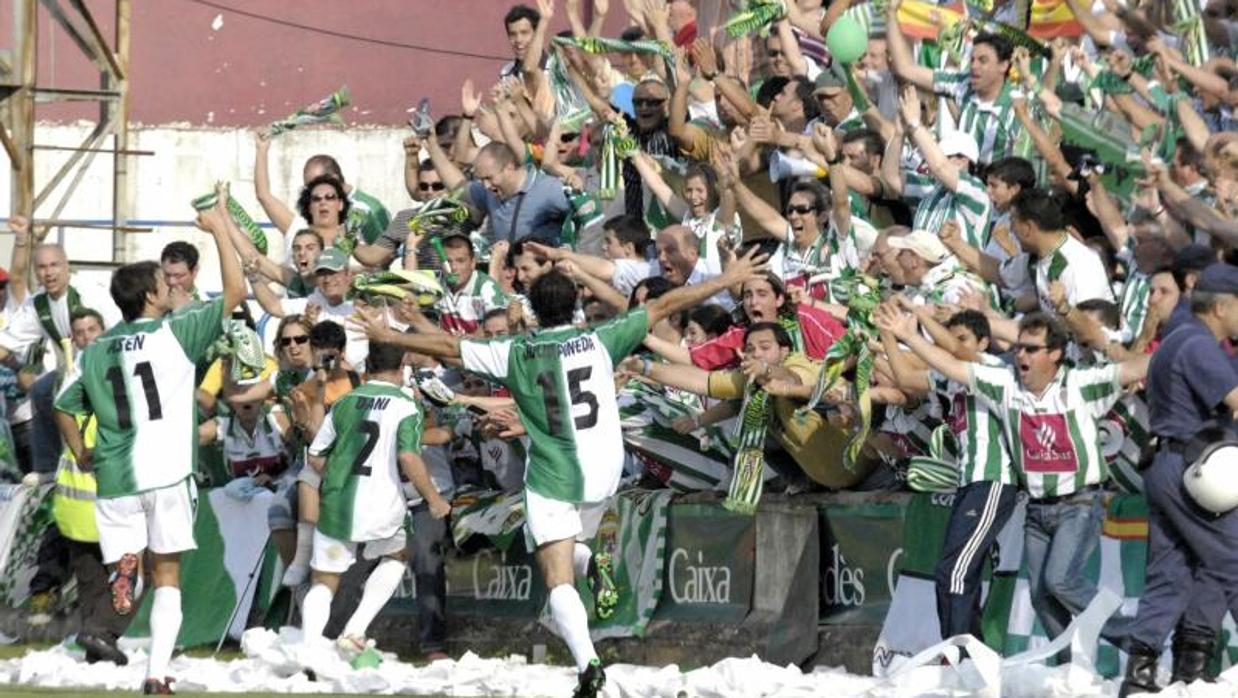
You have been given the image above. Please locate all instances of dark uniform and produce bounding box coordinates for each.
[1122,263,1238,696]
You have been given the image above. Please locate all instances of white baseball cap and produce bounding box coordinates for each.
[887,229,949,263]
[939,130,980,163]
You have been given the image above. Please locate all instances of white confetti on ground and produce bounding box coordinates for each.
[2,627,1237,697]
[211,13,223,31]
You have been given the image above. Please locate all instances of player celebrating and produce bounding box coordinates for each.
[53,198,246,695]
[354,248,767,697]
[299,342,451,658]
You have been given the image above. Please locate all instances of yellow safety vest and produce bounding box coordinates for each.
[52,415,98,543]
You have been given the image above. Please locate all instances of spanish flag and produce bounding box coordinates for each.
[1027,0,1084,38]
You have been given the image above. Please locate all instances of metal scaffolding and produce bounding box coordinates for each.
[1,0,146,266]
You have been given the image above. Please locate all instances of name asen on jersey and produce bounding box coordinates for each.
[108,335,146,354]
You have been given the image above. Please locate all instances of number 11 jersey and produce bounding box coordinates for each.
[460,309,648,504]
[54,299,226,499]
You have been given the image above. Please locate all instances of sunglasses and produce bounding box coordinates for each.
[785,205,817,215]
[560,132,581,143]
[310,193,339,203]
[278,335,310,347]
[1015,343,1052,355]
[418,181,446,192]
[768,49,784,58]
[632,98,666,108]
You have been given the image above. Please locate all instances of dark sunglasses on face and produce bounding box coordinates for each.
[768,49,784,58]
[418,181,446,192]
[785,205,817,215]
[633,98,666,108]
[1015,343,1051,355]
[560,132,581,143]
[278,335,310,347]
[310,193,339,203]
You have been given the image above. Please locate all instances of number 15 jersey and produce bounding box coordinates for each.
[460,309,648,504]
[309,380,424,542]
[55,299,226,499]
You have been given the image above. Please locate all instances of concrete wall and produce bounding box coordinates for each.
[0,123,416,300]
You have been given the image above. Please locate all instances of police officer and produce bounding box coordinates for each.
[1121,263,1238,696]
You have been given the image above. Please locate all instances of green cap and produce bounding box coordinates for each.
[314,247,349,273]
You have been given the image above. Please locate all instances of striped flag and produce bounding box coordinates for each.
[1027,0,1084,38]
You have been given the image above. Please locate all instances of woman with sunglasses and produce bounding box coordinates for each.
[293,174,352,255]
[721,155,847,303]
[628,154,739,276]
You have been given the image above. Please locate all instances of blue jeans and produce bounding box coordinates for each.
[30,371,63,474]
[1024,494,1129,645]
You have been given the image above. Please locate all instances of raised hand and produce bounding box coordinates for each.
[722,244,770,284]
[899,83,922,126]
[692,36,719,78]
[811,122,838,162]
[461,79,482,118]
[348,303,393,342]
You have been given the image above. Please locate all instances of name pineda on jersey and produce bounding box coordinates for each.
[523,334,597,359]
[108,334,147,354]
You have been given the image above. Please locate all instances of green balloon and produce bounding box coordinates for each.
[826,16,869,65]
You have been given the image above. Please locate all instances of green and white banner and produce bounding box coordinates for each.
[125,487,279,647]
[0,484,54,608]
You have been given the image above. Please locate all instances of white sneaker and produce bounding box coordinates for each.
[282,562,309,588]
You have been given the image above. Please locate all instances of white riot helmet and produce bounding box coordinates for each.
[1182,441,1238,515]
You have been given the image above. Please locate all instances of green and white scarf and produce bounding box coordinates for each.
[601,120,638,200]
[727,384,772,515]
[192,189,269,256]
[268,86,350,136]
[797,269,883,471]
[348,269,443,307]
[723,0,786,37]
[206,318,267,384]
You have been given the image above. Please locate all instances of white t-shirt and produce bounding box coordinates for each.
[611,259,660,298]
[279,289,368,368]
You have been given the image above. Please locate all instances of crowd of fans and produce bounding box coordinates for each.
[3,0,1238,690]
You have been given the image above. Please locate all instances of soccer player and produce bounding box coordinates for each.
[353,248,767,698]
[299,341,451,657]
[52,198,246,695]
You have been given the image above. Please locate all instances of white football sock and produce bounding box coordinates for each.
[301,583,333,644]
[342,558,405,640]
[572,543,592,578]
[147,586,182,681]
[548,584,597,672]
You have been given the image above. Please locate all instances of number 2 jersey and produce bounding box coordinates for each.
[460,309,648,504]
[309,380,424,542]
[54,298,226,499]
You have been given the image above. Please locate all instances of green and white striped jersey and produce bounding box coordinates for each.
[309,380,423,542]
[1115,240,1150,343]
[460,309,649,503]
[968,362,1122,499]
[999,234,1115,320]
[54,299,226,498]
[347,187,392,245]
[931,72,1020,165]
[905,171,992,251]
[930,354,1014,486]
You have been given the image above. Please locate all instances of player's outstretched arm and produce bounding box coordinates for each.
[195,185,247,314]
[400,452,451,518]
[351,306,462,359]
[644,246,769,328]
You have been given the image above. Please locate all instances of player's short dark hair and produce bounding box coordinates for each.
[945,310,991,343]
[842,128,885,160]
[305,154,343,180]
[1018,312,1070,355]
[603,215,651,255]
[297,174,351,226]
[70,307,105,331]
[366,342,405,374]
[160,241,199,270]
[974,32,1014,63]
[745,321,794,349]
[504,4,540,30]
[111,261,161,322]
[1077,299,1122,330]
[1011,189,1066,232]
[985,157,1037,190]
[629,276,673,307]
[309,321,347,352]
[528,270,578,327]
